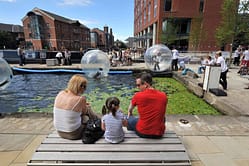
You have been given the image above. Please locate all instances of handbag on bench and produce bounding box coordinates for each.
[82,118,104,144]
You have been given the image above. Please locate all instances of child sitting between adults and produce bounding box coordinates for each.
[101,97,128,144]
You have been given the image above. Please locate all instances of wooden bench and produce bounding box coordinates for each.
[27,130,191,166]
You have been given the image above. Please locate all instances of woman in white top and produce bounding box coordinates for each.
[101,97,127,144]
[53,74,99,140]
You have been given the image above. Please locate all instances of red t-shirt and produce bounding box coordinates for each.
[131,89,167,136]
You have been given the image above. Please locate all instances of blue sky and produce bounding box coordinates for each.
[0,0,134,42]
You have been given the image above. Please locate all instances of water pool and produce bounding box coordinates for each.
[0,73,220,115]
[0,73,135,113]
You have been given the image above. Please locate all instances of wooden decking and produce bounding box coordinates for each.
[27,130,191,166]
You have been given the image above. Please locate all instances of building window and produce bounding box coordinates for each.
[154,0,158,17]
[29,15,41,39]
[164,0,172,11]
[144,10,147,25]
[199,0,204,12]
[139,17,142,29]
[148,2,151,22]
[162,20,167,32]
[179,21,190,34]
[174,19,191,35]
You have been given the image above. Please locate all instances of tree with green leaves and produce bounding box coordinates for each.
[215,0,238,49]
[160,18,178,47]
[234,0,249,47]
[215,0,239,66]
[189,15,206,51]
[0,31,17,49]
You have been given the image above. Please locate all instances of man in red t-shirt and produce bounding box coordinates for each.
[127,73,168,138]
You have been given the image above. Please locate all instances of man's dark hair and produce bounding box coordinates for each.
[139,72,153,85]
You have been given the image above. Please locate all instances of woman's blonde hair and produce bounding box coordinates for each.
[66,74,88,95]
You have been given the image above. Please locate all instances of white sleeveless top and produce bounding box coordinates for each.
[53,107,81,132]
[53,96,82,132]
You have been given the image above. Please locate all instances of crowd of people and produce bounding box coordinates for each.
[175,45,249,91]
[195,51,228,90]
[108,49,133,67]
[55,48,72,66]
[237,46,249,75]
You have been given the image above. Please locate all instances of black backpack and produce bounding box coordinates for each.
[82,118,104,144]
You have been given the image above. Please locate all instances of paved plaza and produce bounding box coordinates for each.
[0,62,249,166]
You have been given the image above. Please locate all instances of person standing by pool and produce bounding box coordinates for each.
[215,51,228,90]
[127,72,168,138]
[53,74,100,140]
[171,47,179,71]
[64,49,72,65]
[17,45,25,66]
[55,51,63,65]
[101,97,127,143]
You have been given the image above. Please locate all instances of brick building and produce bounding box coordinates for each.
[91,26,114,51]
[134,0,238,51]
[22,7,91,51]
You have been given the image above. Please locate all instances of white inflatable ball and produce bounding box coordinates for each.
[81,50,110,78]
[0,58,13,90]
[144,44,172,72]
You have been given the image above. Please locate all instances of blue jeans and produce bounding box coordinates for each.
[127,116,138,131]
[198,66,205,74]
[127,116,162,139]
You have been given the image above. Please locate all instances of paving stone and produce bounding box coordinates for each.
[0,134,35,151]
[0,151,20,166]
[234,159,249,166]
[233,136,249,150]
[14,135,46,163]
[209,136,249,159]
[181,136,221,154]
[198,153,237,166]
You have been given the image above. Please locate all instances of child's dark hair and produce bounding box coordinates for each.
[102,97,120,117]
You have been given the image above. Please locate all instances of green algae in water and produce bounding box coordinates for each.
[87,77,220,115]
[153,78,220,115]
[20,77,220,115]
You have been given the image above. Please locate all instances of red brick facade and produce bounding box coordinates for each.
[22,8,91,51]
[134,0,237,51]
[91,26,114,51]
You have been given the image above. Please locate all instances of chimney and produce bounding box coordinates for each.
[110,28,113,36]
[104,26,108,33]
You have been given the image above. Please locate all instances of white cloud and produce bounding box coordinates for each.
[0,0,16,2]
[59,0,92,6]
